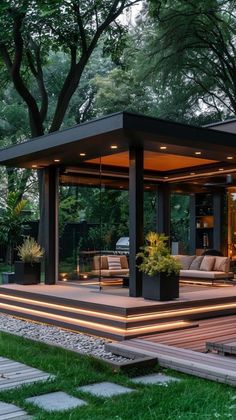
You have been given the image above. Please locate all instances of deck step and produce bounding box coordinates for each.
[106,340,236,386]
[1,285,236,341]
[0,287,198,340]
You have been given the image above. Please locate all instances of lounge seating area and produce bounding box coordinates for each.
[91,255,129,278]
[174,255,234,284]
[89,253,234,286]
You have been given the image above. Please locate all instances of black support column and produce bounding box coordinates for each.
[157,183,171,237]
[213,191,223,252]
[43,166,58,284]
[129,147,144,297]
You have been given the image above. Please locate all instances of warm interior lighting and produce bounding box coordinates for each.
[227,156,234,160]
[32,165,37,168]
[219,168,224,171]
[160,146,167,150]
[190,172,196,175]
[195,151,202,155]
[54,159,60,162]
[79,153,86,157]
[164,176,169,179]
[110,145,118,149]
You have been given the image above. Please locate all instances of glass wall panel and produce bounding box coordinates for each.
[58,153,130,287]
[171,193,190,254]
[144,185,158,234]
[58,165,101,283]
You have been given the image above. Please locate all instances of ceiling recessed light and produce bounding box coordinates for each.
[32,165,37,168]
[190,172,196,175]
[227,156,233,160]
[219,168,224,171]
[54,159,60,162]
[110,145,118,149]
[145,186,151,189]
[195,151,202,155]
[164,176,169,179]
[80,153,86,157]
[160,146,167,150]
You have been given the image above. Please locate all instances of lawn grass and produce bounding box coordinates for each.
[0,331,236,419]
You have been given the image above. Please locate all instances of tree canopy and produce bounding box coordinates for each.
[0,0,139,138]
[143,0,236,120]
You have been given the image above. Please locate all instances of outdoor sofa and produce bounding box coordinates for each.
[91,255,129,277]
[174,255,234,284]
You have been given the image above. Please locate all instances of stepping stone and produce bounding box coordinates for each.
[0,357,53,391]
[26,391,87,412]
[131,373,181,385]
[78,381,134,398]
[0,401,32,419]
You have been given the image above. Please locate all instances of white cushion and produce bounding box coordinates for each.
[107,256,121,270]
[213,256,230,273]
[174,255,195,269]
[180,269,233,279]
[200,256,215,271]
[189,256,204,270]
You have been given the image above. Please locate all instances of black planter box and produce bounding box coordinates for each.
[14,261,41,285]
[2,272,15,284]
[142,272,179,301]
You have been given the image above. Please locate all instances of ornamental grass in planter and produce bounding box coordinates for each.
[137,232,181,301]
[14,237,44,285]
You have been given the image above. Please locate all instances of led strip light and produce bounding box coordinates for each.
[0,301,189,335]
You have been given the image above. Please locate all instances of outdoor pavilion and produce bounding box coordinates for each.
[0,112,236,298]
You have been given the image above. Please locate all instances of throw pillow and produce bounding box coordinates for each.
[189,256,204,270]
[200,256,216,271]
[213,257,230,272]
[174,255,195,270]
[107,256,122,270]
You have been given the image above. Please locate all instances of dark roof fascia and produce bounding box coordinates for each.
[1,111,236,167]
[204,118,236,127]
[0,112,124,164]
[122,112,236,148]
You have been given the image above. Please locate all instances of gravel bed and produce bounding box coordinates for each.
[0,313,129,363]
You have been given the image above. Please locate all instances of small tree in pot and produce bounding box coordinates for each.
[15,237,44,285]
[137,232,181,301]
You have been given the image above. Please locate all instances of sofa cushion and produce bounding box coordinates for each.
[200,256,215,271]
[107,256,122,270]
[180,270,234,279]
[174,255,195,269]
[120,255,129,269]
[213,256,230,273]
[189,256,204,270]
[91,269,129,277]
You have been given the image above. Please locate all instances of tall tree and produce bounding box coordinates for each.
[0,0,139,138]
[144,0,236,119]
[0,0,140,243]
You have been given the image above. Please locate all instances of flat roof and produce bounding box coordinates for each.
[0,112,236,173]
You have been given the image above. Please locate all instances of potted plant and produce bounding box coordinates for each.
[14,237,44,285]
[137,232,181,301]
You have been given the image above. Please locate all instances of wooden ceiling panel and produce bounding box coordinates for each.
[87,151,217,171]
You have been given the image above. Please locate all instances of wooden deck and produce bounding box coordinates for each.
[140,315,236,353]
[106,339,236,386]
[1,282,236,340]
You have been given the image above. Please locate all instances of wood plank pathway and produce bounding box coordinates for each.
[106,337,236,386]
[0,401,32,419]
[0,357,53,391]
